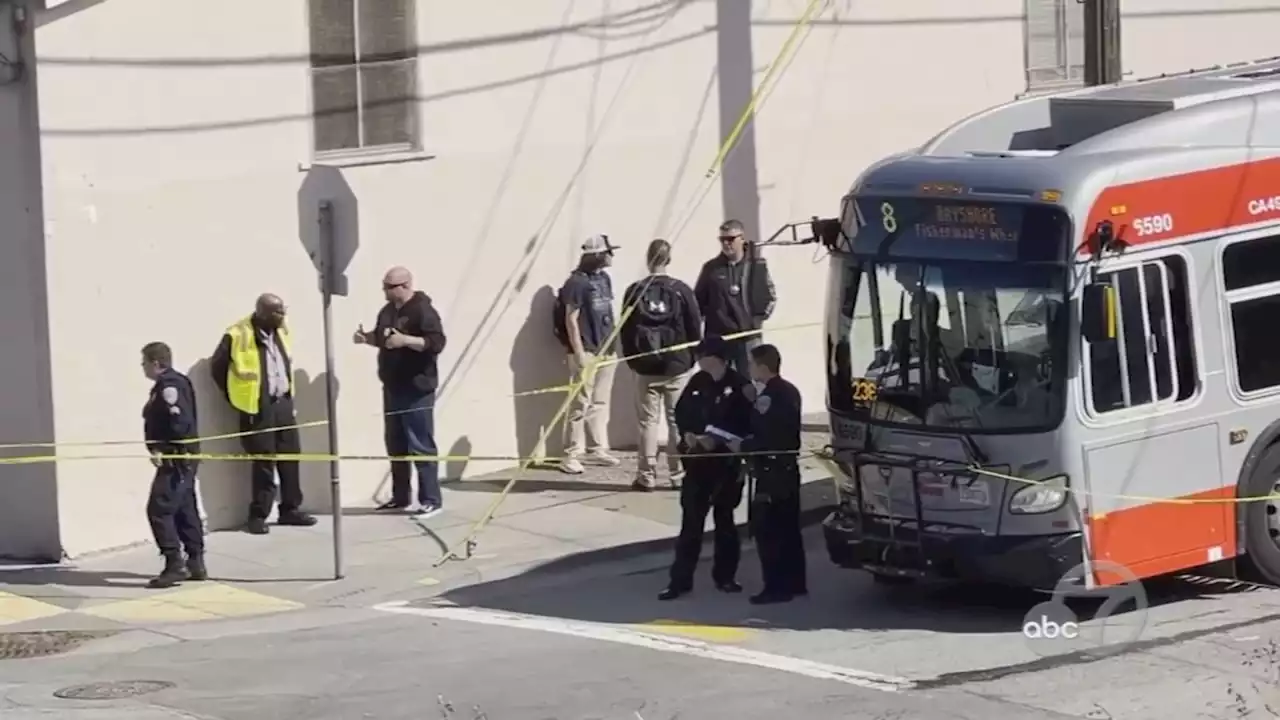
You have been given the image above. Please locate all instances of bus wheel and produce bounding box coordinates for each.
[1242,444,1280,586]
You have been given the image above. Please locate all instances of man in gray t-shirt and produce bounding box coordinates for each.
[556,234,623,474]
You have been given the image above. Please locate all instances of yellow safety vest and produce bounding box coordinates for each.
[226,316,293,415]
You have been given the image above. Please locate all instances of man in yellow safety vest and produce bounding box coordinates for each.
[211,293,317,535]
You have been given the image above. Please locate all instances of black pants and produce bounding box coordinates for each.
[752,491,806,594]
[147,460,204,557]
[669,460,744,589]
[725,335,761,374]
[240,395,303,520]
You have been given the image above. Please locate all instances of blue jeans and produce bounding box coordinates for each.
[383,388,442,508]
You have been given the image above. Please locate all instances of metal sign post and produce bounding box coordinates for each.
[317,201,344,580]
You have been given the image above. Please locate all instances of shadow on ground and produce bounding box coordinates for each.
[438,525,1264,637]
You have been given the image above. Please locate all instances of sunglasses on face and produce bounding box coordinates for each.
[383,282,407,291]
[718,235,743,243]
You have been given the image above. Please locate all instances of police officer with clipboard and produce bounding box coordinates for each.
[728,343,806,604]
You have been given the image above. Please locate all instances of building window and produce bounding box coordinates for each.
[1223,234,1280,394]
[307,0,419,156]
[1024,0,1085,91]
[1086,256,1198,414]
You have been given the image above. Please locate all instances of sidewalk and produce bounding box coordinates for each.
[0,420,835,641]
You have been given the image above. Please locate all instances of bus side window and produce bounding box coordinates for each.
[1161,255,1198,401]
[1223,234,1280,394]
[1087,256,1195,414]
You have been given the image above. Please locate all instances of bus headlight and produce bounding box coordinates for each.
[1008,474,1069,515]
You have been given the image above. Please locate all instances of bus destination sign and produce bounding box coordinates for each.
[851,196,1031,260]
[916,204,1019,242]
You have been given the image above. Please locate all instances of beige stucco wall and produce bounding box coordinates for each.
[14,0,1280,558]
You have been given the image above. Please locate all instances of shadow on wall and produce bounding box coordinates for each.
[187,357,245,531]
[510,286,569,467]
[186,359,340,526]
[608,356,638,452]
[291,368,339,514]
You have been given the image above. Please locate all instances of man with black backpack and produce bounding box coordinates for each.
[620,239,702,491]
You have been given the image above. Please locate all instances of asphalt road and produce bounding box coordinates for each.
[7,528,1280,719]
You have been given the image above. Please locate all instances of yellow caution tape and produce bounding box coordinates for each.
[0,322,819,451]
[0,448,817,466]
[433,0,830,565]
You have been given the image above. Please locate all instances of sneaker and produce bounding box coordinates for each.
[631,477,655,492]
[413,504,442,519]
[584,452,621,467]
[245,517,270,535]
[377,500,410,512]
[560,458,585,474]
[668,470,685,489]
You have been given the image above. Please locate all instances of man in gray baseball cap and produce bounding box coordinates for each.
[552,234,622,474]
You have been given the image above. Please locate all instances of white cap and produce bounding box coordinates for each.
[581,234,618,255]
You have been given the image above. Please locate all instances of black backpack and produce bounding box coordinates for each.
[623,277,684,375]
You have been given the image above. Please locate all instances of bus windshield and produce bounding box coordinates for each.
[825,253,1068,434]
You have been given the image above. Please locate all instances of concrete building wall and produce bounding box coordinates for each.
[22,0,1280,557]
[0,2,59,561]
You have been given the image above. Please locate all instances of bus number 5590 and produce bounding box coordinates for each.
[1132,213,1174,237]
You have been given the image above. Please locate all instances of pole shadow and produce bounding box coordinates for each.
[510,286,570,468]
[291,368,340,514]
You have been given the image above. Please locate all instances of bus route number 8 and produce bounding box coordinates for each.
[881,202,897,233]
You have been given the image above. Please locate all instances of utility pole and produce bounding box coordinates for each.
[1083,0,1122,85]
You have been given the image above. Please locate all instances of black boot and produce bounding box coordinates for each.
[147,554,189,589]
[185,554,208,581]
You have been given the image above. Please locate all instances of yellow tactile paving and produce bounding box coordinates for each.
[80,582,304,625]
[637,619,753,643]
[0,590,69,626]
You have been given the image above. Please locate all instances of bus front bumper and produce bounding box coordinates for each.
[821,509,1083,591]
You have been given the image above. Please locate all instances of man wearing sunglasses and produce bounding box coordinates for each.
[693,219,777,372]
[211,294,317,535]
[353,266,448,517]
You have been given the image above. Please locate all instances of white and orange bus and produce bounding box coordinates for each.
[811,56,1280,590]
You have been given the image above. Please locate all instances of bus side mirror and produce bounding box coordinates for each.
[1080,282,1117,343]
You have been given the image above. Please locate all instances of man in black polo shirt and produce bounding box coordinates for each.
[553,234,622,475]
[353,266,448,517]
[694,219,777,372]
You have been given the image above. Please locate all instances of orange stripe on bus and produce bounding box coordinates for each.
[1088,486,1236,585]
[1084,156,1280,249]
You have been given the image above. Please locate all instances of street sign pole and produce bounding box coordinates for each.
[318,201,344,580]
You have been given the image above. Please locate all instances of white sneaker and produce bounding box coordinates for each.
[584,452,621,467]
[560,458,585,474]
[412,504,442,519]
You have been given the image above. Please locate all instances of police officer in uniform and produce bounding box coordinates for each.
[140,341,207,589]
[729,343,806,604]
[658,336,754,600]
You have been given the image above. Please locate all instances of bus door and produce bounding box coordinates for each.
[1079,251,1227,581]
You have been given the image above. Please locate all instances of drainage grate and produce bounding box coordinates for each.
[54,680,175,700]
[0,631,117,660]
